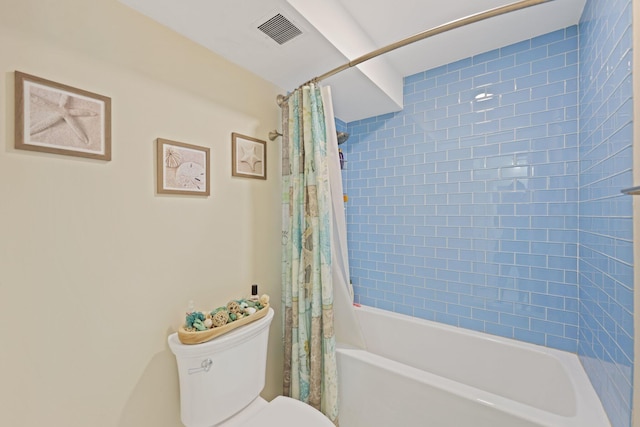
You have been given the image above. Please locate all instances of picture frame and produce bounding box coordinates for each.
[14,71,112,161]
[157,138,210,196]
[231,132,267,180]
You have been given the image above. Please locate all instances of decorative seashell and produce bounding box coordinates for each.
[227,301,242,314]
[212,310,229,327]
[259,294,270,305]
[165,147,182,168]
[204,318,213,328]
[245,307,257,315]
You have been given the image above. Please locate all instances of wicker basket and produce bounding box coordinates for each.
[177,303,270,345]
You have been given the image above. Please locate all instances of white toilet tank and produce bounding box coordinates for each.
[168,307,274,427]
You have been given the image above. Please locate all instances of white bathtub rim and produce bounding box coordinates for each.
[342,304,611,427]
[354,304,566,358]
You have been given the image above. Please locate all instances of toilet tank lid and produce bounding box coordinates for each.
[248,396,334,427]
[168,308,274,357]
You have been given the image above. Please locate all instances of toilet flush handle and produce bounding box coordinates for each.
[188,358,213,374]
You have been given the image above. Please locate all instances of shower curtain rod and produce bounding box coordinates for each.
[276,0,553,105]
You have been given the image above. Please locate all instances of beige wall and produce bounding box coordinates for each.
[0,1,283,426]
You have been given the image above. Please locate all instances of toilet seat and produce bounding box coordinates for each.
[244,396,334,426]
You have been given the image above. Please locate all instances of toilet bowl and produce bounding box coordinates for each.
[168,307,334,427]
[218,395,333,426]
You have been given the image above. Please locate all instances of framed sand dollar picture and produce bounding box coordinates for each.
[157,138,210,196]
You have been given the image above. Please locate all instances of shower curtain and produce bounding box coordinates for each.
[280,83,340,424]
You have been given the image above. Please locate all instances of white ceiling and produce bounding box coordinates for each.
[118,0,585,122]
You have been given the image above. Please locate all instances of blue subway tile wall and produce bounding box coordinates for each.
[578,0,634,425]
[343,27,580,352]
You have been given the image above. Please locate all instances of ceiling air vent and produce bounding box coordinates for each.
[257,13,302,45]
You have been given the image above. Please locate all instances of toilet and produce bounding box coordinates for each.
[168,307,334,427]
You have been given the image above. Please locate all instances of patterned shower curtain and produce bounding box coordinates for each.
[281,83,339,425]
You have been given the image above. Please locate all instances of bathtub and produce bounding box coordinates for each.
[336,305,611,427]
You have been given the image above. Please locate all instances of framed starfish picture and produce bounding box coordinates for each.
[157,138,210,196]
[14,71,111,161]
[231,133,266,180]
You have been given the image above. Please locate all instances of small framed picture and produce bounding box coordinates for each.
[232,132,266,180]
[157,138,210,196]
[14,71,111,161]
